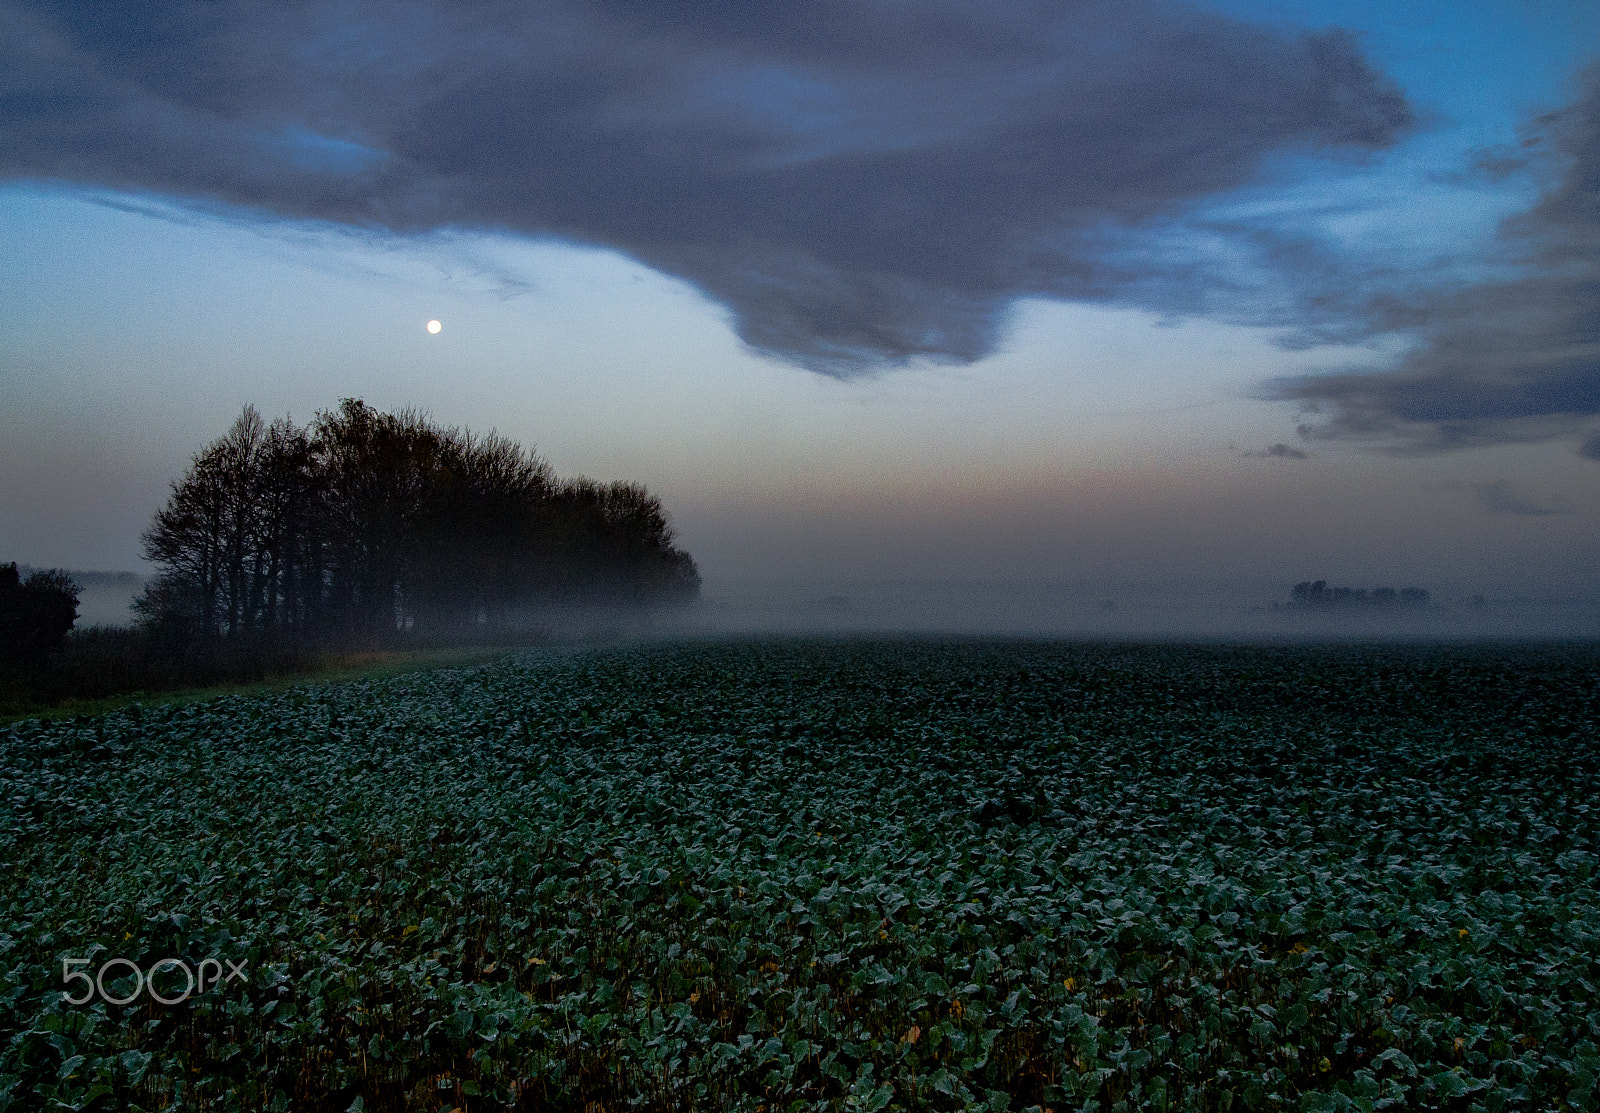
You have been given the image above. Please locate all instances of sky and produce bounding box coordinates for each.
[1,0,1597,630]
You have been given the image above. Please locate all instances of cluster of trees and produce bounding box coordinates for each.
[1281,580,1431,608]
[137,400,699,645]
[0,563,79,669]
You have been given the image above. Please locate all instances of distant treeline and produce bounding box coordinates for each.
[15,566,141,590]
[1275,580,1431,610]
[138,400,700,645]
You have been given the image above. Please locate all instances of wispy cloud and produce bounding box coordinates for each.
[0,0,1412,374]
[1469,481,1569,517]
[1263,68,1600,458]
[1242,443,1309,459]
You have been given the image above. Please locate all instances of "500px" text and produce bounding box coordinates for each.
[62,957,248,1005]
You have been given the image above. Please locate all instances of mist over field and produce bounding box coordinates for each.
[52,567,1600,643]
[38,537,1600,645]
[685,579,1600,640]
[40,572,145,629]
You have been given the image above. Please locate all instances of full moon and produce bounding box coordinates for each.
[426,319,442,334]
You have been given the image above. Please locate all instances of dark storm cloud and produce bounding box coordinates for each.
[0,0,1413,373]
[1266,69,1600,456]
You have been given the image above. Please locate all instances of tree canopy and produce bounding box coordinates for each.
[138,401,699,644]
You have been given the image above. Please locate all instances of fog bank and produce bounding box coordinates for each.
[680,579,1600,640]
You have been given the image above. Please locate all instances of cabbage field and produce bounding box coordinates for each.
[2,639,1597,1112]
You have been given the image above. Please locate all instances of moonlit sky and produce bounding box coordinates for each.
[2,0,1597,624]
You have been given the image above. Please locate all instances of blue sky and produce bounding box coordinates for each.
[1,0,1596,613]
